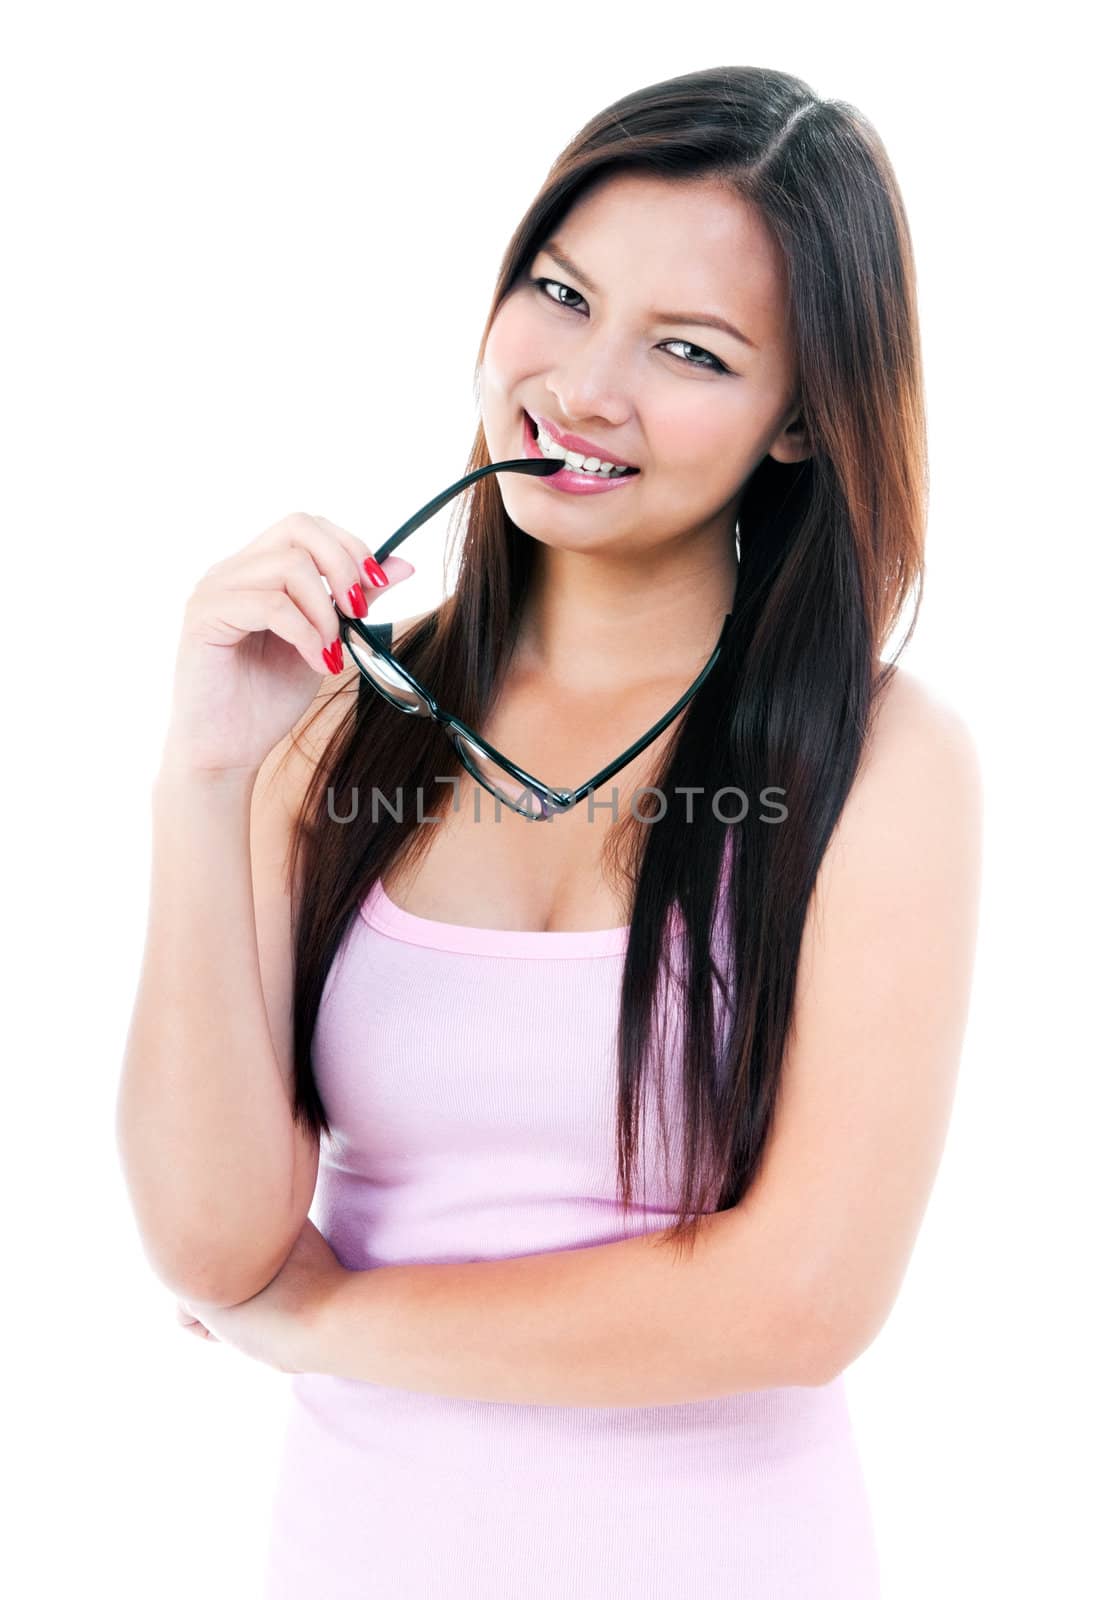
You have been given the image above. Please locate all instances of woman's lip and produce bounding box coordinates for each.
[526,409,639,470]
[521,411,639,494]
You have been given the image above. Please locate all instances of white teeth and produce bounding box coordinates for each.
[532,417,633,476]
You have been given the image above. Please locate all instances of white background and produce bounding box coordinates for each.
[3,3,1104,1596]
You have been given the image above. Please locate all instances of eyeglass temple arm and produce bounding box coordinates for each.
[372,457,560,564]
[559,620,731,804]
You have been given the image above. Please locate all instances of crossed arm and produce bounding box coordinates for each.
[201,671,982,1406]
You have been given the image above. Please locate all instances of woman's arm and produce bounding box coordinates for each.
[303,670,983,1406]
[310,1204,820,1405]
[116,677,344,1308]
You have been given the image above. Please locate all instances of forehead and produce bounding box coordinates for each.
[539,173,790,351]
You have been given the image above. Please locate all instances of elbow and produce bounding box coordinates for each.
[131,1215,305,1310]
[788,1273,885,1387]
[794,1333,852,1388]
[115,1117,310,1308]
[168,1230,301,1309]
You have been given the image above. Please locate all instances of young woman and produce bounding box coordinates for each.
[118,65,983,1599]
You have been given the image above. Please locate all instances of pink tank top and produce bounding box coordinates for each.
[263,867,881,1598]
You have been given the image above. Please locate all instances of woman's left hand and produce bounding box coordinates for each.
[175,1218,349,1375]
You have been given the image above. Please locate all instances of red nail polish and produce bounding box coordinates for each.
[363,556,389,588]
[322,639,343,674]
[346,584,369,618]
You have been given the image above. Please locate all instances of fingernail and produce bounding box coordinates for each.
[346,584,369,618]
[322,639,343,674]
[363,556,389,588]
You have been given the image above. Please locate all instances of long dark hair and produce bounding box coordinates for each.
[284,65,926,1259]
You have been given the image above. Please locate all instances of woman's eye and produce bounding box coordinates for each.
[661,339,727,373]
[532,276,585,312]
[528,276,727,374]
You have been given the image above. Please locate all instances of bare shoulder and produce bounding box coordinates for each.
[829,661,984,882]
[864,662,983,795]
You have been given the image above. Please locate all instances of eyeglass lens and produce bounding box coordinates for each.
[452,731,552,819]
[346,633,426,712]
[350,633,549,819]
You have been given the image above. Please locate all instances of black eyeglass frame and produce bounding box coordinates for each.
[332,455,732,822]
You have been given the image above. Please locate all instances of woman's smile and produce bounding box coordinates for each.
[520,409,641,496]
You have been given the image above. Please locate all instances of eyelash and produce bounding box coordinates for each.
[528,276,730,375]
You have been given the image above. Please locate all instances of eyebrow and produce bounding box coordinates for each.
[536,240,759,351]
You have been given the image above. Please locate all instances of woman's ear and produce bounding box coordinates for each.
[766,407,812,466]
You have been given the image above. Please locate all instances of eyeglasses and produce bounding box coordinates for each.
[333,454,732,823]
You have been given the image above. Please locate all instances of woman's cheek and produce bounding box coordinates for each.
[483,295,544,394]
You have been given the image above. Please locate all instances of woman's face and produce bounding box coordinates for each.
[480,171,809,563]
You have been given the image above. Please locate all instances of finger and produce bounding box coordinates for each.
[193,585,343,676]
[215,545,349,659]
[311,514,416,595]
[213,513,374,627]
[236,510,405,598]
[176,1306,216,1341]
[281,512,399,624]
